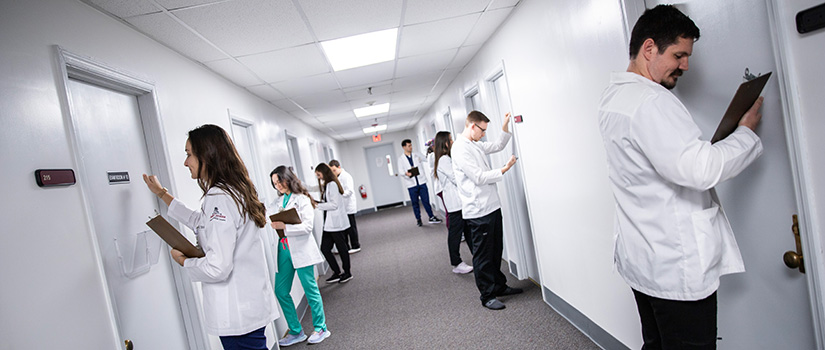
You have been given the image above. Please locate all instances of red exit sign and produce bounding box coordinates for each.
[372,134,382,142]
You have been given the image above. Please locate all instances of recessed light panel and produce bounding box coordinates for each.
[321,28,398,71]
[354,103,390,118]
[363,124,388,134]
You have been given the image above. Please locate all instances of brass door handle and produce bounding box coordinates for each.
[124,339,133,350]
[783,214,805,273]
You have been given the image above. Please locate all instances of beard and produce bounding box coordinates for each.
[660,69,683,90]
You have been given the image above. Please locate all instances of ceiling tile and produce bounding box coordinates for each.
[172,0,314,56]
[204,59,263,87]
[334,61,395,88]
[490,0,521,10]
[270,99,303,113]
[395,48,457,78]
[246,85,285,102]
[305,102,352,116]
[343,82,393,101]
[238,44,330,83]
[403,0,489,25]
[317,111,354,123]
[465,8,512,46]
[272,73,340,98]
[392,71,441,91]
[299,0,403,41]
[449,45,481,69]
[293,90,348,109]
[84,0,161,18]
[398,14,479,57]
[155,0,224,10]
[126,12,227,62]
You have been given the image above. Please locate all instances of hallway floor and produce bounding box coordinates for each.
[289,205,600,349]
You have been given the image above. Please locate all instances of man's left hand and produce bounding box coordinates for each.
[503,113,511,133]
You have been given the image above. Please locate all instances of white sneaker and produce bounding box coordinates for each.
[452,262,473,274]
[278,330,307,347]
[308,329,331,344]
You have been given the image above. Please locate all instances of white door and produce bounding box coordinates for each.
[68,78,189,350]
[632,1,816,348]
[364,143,405,207]
[487,70,540,282]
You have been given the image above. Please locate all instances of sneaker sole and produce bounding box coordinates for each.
[339,275,354,283]
[326,278,340,283]
[308,330,331,344]
[279,336,307,347]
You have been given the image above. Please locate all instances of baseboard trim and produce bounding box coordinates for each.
[542,286,629,350]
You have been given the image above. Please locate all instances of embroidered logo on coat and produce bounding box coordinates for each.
[210,207,226,222]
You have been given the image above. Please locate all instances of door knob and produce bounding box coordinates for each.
[124,339,133,350]
[783,214,805,273]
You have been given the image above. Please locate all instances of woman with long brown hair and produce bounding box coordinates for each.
[142,124,277,350]
[315,162,353,284]
[268,165,331,345]
[433,131,473,274]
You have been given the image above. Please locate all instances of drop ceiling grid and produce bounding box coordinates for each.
[126,11,227,62]
[398,14,480,57]
[403,0,491,25]
[237,44,330,83]
[297,0,404,41]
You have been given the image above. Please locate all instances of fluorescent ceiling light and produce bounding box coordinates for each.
[321,28,398,71]
[354,103,390,118]
[363,124,388,134]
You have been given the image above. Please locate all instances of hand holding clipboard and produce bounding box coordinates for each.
[269,208,302,238]
[710,72,771,143]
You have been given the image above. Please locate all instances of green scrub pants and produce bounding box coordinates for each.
[275,239,327,335]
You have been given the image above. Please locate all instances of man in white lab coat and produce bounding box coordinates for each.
[329,159,360,253]
[598,5,764,348]
[397,139,442,227]
[451,111,520,310]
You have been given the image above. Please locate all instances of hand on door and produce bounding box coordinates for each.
[501,155,517,174]
[503,113,511,133]
[143,174,173,205]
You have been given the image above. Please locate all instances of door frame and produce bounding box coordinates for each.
[54,46,208,350]
[363,142,404,209]
[618,1,824,347]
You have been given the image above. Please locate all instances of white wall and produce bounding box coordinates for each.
[415,0,825,348]
[0,1,338,348]
[338,130,416,212]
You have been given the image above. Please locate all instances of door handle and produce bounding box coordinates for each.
[783,214,805,273]
[124,339,133,350]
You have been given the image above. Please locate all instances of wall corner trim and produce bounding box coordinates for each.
[543,286,629,350]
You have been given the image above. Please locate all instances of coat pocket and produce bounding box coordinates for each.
[692,205,722,275]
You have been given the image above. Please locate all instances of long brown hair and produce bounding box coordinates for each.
[270,165,316,208]
[187,124,266,228]
[433,131,452,180]
[315,163,343,200]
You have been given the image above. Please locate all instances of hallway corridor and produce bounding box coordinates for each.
[290,206,600,349]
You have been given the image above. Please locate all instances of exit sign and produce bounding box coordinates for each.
[372,134,382,142]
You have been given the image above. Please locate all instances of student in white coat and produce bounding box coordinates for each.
[397,139,442,227]
[315,163,353,284]
[329,160,360,253]
[598,5,764,348]
[142,124,277,350]
[268,165,330,346]
[433,131,473,274]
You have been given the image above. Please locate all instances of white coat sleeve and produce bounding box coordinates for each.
[631,94,763,191]
[397,156,407,176]
[340,173,354,199]
[453,145,503,186]
[316,183,340,211]
[180,194,238,283]
[284,196,314,237]
[437,156,457,186]
[478,132,512,154]
[168,197,202,232]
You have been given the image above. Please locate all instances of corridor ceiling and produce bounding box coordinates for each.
[81,0,520,140]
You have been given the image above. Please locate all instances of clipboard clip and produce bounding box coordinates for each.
[743,68,762,82]
[149,209,160,220]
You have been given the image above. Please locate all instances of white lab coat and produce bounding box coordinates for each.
[428,152,442,194]
[168,187,278,336]
[267,193,324,271]
[450,131,512,219]
[337,169,357,214]
[598,72,763,301]
[397,152,428,188]
[435,155,462,213]
[316,181,351,232]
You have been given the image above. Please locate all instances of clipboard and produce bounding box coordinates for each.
[269,208,302,238]
[146,215,205,258]
[407,166,420,177]
[710,72,772,143]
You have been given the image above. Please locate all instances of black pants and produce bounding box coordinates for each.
[320,229,350,275]
[633,289,717,350]
[466,209,507,302]
[447,210,472,266]
[346,213,360,249]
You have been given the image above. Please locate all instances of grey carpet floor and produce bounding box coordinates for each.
[287,205,600,349]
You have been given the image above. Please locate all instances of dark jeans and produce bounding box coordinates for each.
[407,183,434,220]
[320,229,350,275]
[219,326,266,350]
[466,209,507,302]
[346,213,360,249]
[447,210,472,266]
[633,289,718,350]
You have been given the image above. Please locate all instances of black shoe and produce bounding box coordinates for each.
[325,273,341,283]
[339,272,353,283]
[497,287,524,296]
[483,298,506,310]
[416,219,423,227]
[428,216,442,224]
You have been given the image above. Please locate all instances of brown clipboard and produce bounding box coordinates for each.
[710,72,772,143]
[269,207,302,238]
[146,215,205,258]
[408,166,420,177]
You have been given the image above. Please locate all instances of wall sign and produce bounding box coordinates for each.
[108,171,130,185]
[35,169,76,187]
